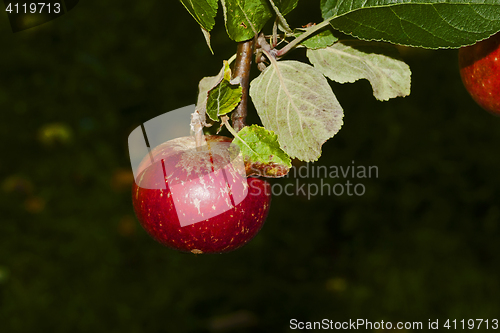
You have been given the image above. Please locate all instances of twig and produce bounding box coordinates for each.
[231,39,255,132]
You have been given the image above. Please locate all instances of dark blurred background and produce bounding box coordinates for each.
[1,1,500,332]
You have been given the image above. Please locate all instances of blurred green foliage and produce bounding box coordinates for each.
[1,1,500,332]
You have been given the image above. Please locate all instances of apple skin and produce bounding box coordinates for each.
[459,32,500,115]
[132,135,271,254]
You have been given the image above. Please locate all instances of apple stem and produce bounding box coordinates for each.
[231,39,255,132]
[190,110,205,150]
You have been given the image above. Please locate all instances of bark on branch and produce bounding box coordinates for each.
[231,39,255,132]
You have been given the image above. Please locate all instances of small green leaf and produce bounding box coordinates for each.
[196,63,227,116]
[250,60,344,162]
[321,0,500,49]
[307,40,411,101]
[179,0,218,31]
[220,0,273,41]
[268,0,294,33]
[223,62,232,81]
[232,125,291,178]
[206,80,243,121]
[296,27,339,49]
[274,0,299,16]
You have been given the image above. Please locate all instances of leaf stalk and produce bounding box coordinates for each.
[276,20,331,57]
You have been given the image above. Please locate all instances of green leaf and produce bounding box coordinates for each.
[296,27,339,49]
[179,0,218,51]
[249,61,344,162]
[268,0,300,33]
[274,0,299,16]
[206,80,243,121]
[321,0,500,49]
[232,125,291,178]
[196,63,226,117]
[220,0,273,41]
[268,0,293,33]
[179,0,218,31]
[307,40,411,101]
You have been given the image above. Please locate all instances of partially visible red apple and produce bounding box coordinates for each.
[459,32,500,115]
[132,135,271,254]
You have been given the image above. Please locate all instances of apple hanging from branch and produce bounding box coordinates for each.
[459,32,500,115]
[130,45,291,255]
[132,135,272,254]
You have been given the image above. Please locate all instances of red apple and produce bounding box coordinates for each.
[459,32,500,115]
[132,135,271,254]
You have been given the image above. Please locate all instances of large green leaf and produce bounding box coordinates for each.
[179,0,218,31]
[249,61,344,162]
[232,125,291,177]
[321,0,500,49]
[220,0,273,41]
[307,41,411,101]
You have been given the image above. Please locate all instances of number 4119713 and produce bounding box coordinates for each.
[444,319,498,330]
[5,2,61,14]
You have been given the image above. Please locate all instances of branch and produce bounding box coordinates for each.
[231,39,255,132]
